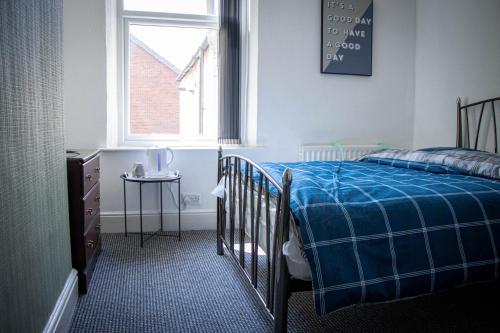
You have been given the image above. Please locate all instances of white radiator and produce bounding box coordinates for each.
[299,144,384,162]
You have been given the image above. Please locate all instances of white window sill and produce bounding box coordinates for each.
[99,144,262,152]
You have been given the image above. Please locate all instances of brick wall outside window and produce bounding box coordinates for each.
[129,39,180,135]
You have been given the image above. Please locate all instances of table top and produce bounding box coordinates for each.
[66,149,100,162]
[120,173,181,183]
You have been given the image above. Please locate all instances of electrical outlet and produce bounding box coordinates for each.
[182,193,201,207]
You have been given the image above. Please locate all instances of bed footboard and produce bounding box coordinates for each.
[216,147,293,333]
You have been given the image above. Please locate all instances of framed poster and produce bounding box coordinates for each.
[321,0,373,76]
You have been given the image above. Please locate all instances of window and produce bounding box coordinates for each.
[118,0,219,144]
[123,0,218,16]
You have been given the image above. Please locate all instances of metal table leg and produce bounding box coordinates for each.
[178,179,181,241]
[160,182,163,232]
[140,182,143,247]
[123,179,128,237]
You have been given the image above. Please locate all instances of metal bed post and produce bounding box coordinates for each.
[273,169,292,333]
[217,147,224,256]
[457,97,462,148]
[492,101,498,154]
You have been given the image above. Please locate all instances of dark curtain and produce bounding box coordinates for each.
[218,0,241,144]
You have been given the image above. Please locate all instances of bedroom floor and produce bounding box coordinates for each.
[70,231,500,333]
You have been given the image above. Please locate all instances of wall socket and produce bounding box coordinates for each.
[182,193,201,207]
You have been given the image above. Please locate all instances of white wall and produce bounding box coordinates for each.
[413,0,500,148]
[64,0,418,231]
[256,0,417,161]
[99,148,219,232]
[64,0,107,149]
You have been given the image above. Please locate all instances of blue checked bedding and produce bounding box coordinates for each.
[258,148,500,315]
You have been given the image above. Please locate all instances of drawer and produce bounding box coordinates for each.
[83,215,100,264]
[81,240,100,294]
[83,183,100,233]
[82,155,100,196]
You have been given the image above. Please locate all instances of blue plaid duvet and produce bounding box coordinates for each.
[259,154,500,315]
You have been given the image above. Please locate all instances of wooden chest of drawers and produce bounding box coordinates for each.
[67,150,101,294]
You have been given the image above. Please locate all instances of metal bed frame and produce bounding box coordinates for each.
[218,96,499,333]
[216,151,309,332]
[457,96,499,152]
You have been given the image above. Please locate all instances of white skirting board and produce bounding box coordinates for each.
[43,269,78,333]
[100,209,217,233]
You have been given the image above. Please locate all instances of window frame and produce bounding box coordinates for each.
[117,0,219,146]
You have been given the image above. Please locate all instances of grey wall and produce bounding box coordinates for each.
[0,0,72,332]
[414,0,500,148]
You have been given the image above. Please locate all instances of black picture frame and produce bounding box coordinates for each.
[321,0,374,76]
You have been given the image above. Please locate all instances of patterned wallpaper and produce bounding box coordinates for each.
[0,0,72,332]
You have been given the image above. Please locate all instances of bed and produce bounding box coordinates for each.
[216,97,500,332]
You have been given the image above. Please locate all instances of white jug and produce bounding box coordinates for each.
[146,146,174,176]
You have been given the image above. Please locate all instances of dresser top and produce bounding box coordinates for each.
[66,149,100,162]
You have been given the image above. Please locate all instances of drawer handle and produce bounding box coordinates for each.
[86,208,94,215]
[94,196,100,202]
[86,174,93,182]
[94,167,100,173]
[87,240,96,249]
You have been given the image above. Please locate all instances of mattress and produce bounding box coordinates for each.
[223,185,312,281]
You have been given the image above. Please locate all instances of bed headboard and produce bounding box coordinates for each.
[456,97,500,153]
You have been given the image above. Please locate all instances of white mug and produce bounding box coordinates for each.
[132,162,145,178]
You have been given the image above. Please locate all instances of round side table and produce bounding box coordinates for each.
[120,174,181,247]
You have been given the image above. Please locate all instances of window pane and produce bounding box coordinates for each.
[123,0,218,16]
[128,24,218,138]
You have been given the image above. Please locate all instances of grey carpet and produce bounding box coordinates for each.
[70,231,500,333]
